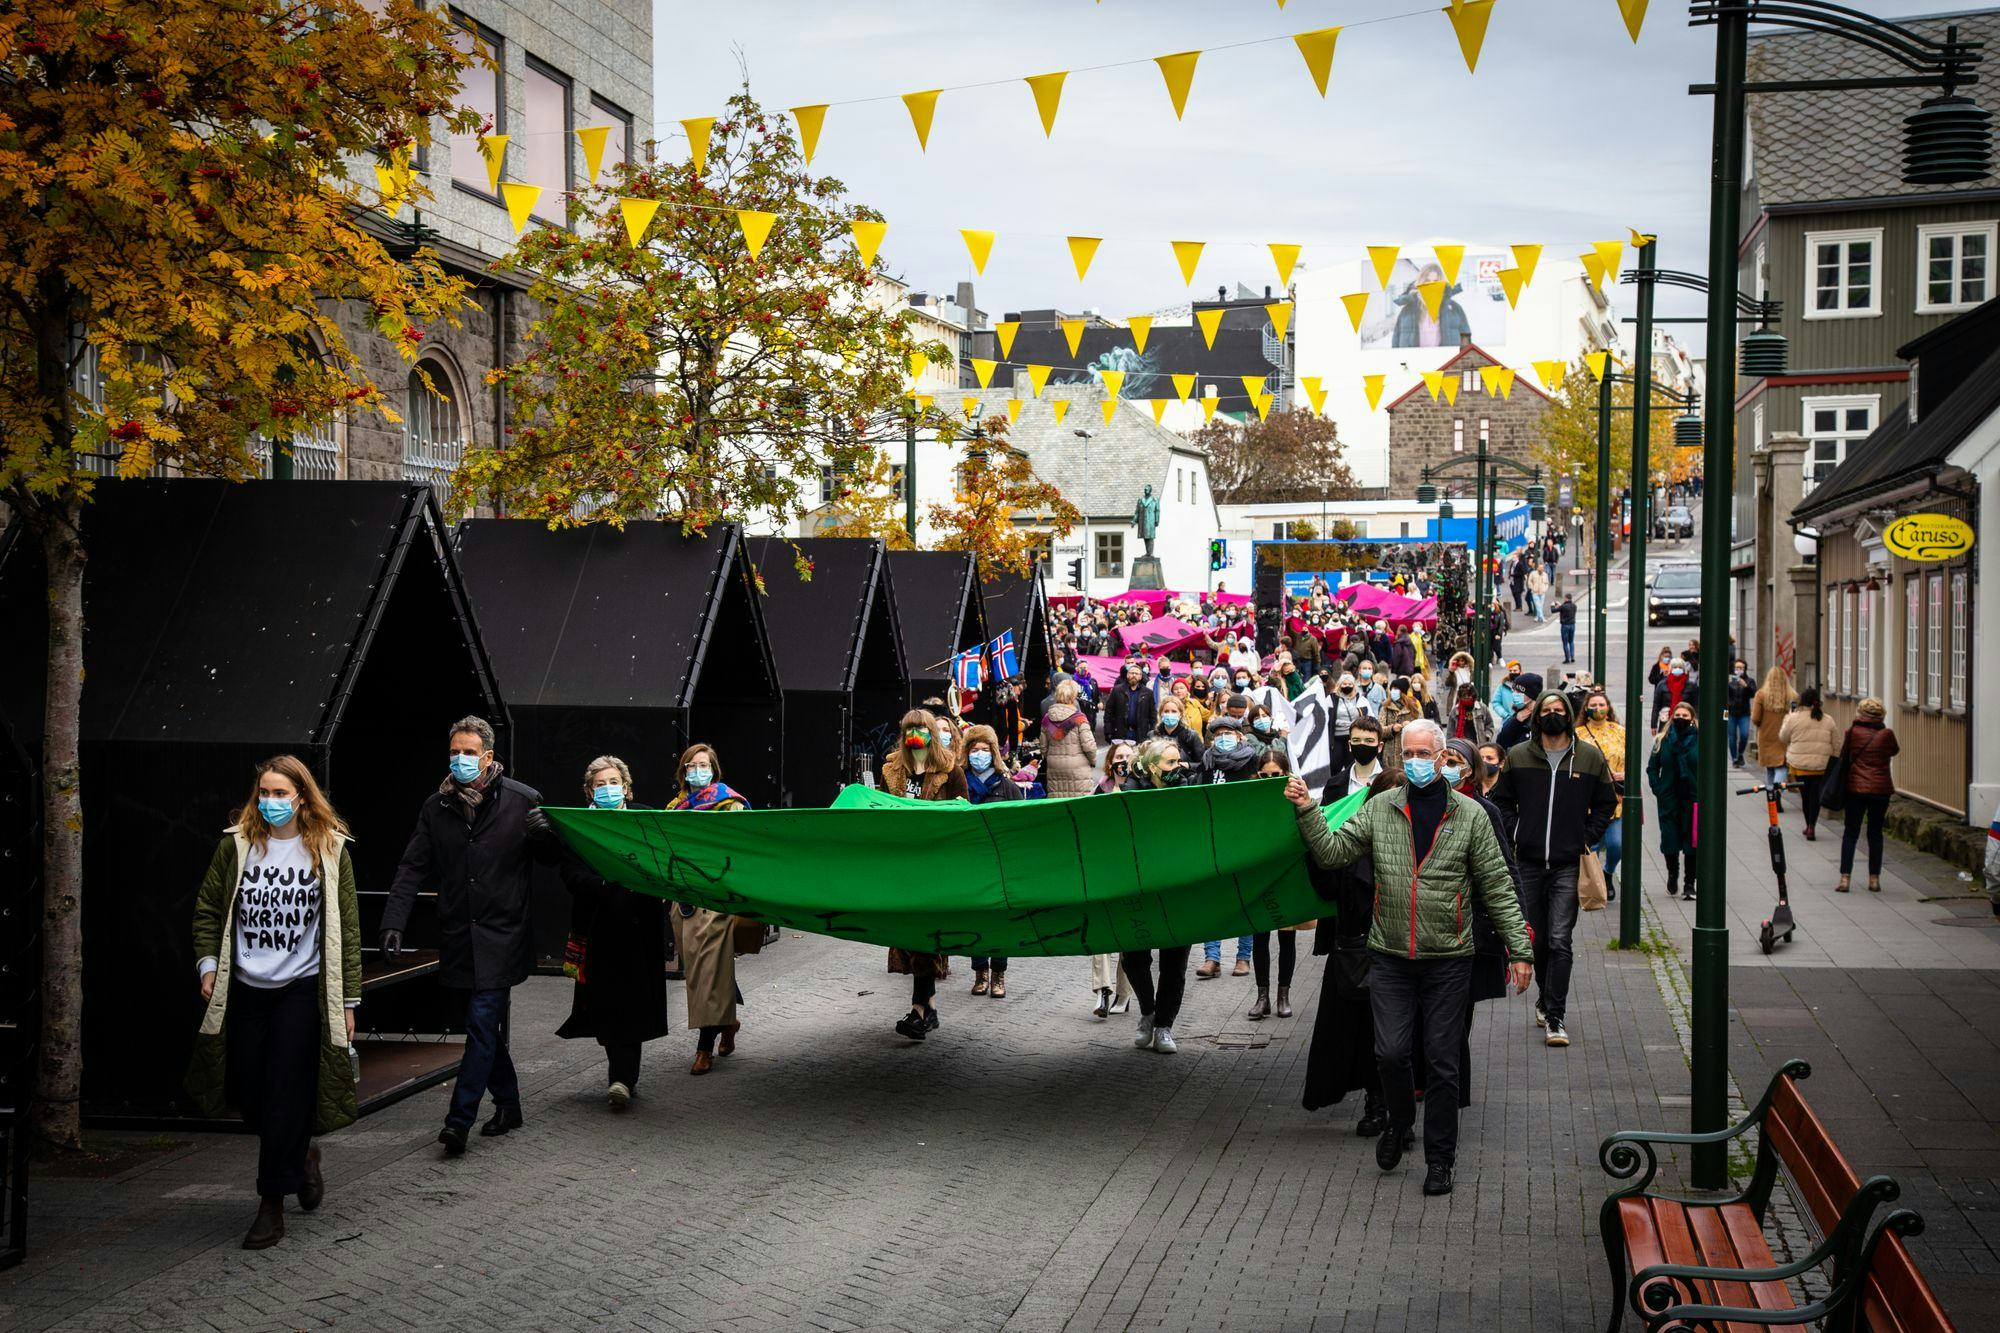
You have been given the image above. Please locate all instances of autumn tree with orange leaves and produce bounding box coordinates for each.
[0,0,479,1147]
[928,416,1080,582]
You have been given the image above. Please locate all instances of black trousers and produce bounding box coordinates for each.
[603,1040,641,1089]
[1251,931,1296,988]
[971,956,1008,974]
[226,975,322,1199]
[1120,945,1192,1028]
[1519,860,1580,1026]
[1840,793,1891,876]
[912,974,936,1008]
[1369,953,1472,1167]
[1795,771,1826,831]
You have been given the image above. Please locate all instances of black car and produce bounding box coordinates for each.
[1647,563,1701,625]
[1653,504,1695,539]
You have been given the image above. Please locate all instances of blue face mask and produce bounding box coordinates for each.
[1440,764,1466,787]
[968,750,993,772]
[1214,734,1239,754]
[1160,713,1181,729]
[449,753,482,784]
[1403,757,1438,787]
[685,767,714,789]
[591,783,624,809]
[1252,718,1272,733]
[258,797,295,827]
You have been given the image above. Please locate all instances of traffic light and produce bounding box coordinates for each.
[1208,538,1227,571]
[1066,557,1084,587]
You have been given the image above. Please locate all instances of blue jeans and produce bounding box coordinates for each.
[448,987,520,1130]
[1204,937,1252,963]
[1598,817,1623,879]
[1727,715,1751,765]
[1560,623,1576,660]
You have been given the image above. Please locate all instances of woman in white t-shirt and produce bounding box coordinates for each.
[189,756,361,1251]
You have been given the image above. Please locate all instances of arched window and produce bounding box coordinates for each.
[403,359,464,493]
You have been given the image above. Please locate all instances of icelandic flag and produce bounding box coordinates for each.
[988,630,1019,681]
[952,648,985,692]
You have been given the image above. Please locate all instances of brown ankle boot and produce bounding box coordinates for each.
[242,1195,285,1250]
[1868,876,1881,893]
[298,1143,323,1212]
[1276,987,1293,1018]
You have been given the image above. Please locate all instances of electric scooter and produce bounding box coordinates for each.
[1737,779,1801,954]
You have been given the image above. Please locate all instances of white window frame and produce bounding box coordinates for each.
[403,359,465,495]
[1949,568,1968,711]
[1095,530,1124,579]
[1926,573,1945,709]
[1800,394,1878,491]
[1452,418,1464,453]
[1855,584,1870,699]
[1915,221,1996,314]
[1804,227,1883,320]
[1828,587,1844,695]
[1461,368,1479,393]
[1904,576,1921,705]
[1841,586,1856,696]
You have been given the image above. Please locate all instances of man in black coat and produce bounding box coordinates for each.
[381,716,561,1156]
[1101,661,1158,743]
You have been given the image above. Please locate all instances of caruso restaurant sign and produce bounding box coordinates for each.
[1882,513,1975,562]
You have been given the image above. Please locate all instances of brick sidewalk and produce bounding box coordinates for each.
[6,893,1703,1332]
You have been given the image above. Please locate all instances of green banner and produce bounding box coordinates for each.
[543,779,1369,957]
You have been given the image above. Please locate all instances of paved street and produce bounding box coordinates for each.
[5,547,1994,1332]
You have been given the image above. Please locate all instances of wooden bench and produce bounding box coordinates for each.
[1598,1058,1955,1333]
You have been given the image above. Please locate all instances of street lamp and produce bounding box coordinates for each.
[1073,427,1096,594]
[1416,437,1540,705]
[1686,0,1989,1189]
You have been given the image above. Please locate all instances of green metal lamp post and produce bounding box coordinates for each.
[1419,436,1541,704]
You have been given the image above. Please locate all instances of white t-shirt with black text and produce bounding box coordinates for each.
[232,834,323,989]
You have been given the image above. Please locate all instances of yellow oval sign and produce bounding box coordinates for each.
[1883,512,1974,562]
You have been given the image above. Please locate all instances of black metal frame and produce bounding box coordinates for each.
[1620,268,1783,324]
[1692,1,1982,92]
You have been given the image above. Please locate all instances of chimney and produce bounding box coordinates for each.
[1012,369,1030,394]
[1264,285,1272,300]
[1217,285,1227,304]
[956,281,977,328]
[1458,332,1472,349]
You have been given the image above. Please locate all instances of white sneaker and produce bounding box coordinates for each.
[1134,1015,1156,1048]
[1545,1021,1570,1048]
[607,1082,632,1110]
[1535,1003,1546,1029]
[1151,1027,1178,1054]
[1108,996,1131,1016]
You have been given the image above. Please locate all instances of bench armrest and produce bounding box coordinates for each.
[1598,1059,1813,1200]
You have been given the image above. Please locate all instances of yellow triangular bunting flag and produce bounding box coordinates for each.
[1156,51,1201,120]
[1152,399,1170,425]
[1196,307,1224,349]
[1441,377,1460,406]
[1594,239,1625,286]
[1512,244,1542,285]
[1303,377,1328,416]
[1618,0,1648,42]
[1102,398,1118,425]
[1342,292,1371,333]
[1171,240,1204,285]
[682,117,715,177]
[1421,370,1444,402]
[903,90,942,150]
[1128,316,1152,353]
[1445,0,1496,74]
[1265,302,1292,342]
[1480,366,1504,396]
[1534,359,1567,391]
[619,197,661,247]
[1631,227,1655,249]
[909,352,929,380]
[1367,245,1400,287]
[1496,267,1525,307]
[916,394,934,412]
[500,181,540,233]
[1172,373,1196,402]
[1293,26,1341,96]
[1052,399,1071,424]
[1068,236,1101,281]
[851,219,887,267]
[1435,244,1465,286]
[1492,367,1515,399]
[995,320,1020,359]
[1061,319,1085,357]
[971,358,998,389]
[792,104,828,164]
[738,209,777,259]
[961,228,995,275]
[962,397,979,421]
[576,126,610,186]
[375,162,409,215]
[1586,350,1610,382]
[1201,397,1222,423]
[1240,375,1266,400]
[1007,398,1023,424]
[1270,243,1302,288]
[1417,280,1446,320]
[1100,369,1125,400]
[1253,393,1273,422]
[1363,374,1386,411]
[1580,251,1608,292]
[1026,71,1067,137]
[1028,364,1053,397]
[479,134,509,193]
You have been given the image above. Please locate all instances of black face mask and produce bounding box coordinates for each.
[1348,743,1380,767]
[1672,717,1694,735]
[1538,713,1570,737]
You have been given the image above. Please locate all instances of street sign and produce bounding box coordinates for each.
[1557,475,1575,508]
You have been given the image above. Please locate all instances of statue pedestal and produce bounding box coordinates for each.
[1128,555,1165,590]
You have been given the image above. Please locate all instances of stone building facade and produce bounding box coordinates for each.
[1382,340,1549,499]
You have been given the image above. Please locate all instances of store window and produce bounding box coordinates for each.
[1926,573,1944,708]
[1828,587,1843,695]
[1949,569,1968,711]
[1904,576,1921,705]
[1855,583,1871,699]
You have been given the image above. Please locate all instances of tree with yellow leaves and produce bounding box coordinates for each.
[928,416,1080,582]
[1533,358,1680,538]
[0,0,479,1148]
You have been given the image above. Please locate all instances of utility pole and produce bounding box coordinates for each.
[1622,237,1658,951]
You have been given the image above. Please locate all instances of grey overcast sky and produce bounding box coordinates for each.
[649,0,1975,327]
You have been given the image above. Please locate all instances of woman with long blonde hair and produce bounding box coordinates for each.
[188,755,361,1250]
[1750,664,1797,803]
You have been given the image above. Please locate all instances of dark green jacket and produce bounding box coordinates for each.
[1647,726,1700,854]
[1295,785,1532,961]
[186,828,362,1134]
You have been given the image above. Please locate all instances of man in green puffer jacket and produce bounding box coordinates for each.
[1285,717,1533,1198]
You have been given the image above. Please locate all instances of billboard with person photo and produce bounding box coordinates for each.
[1357,252,1511,350]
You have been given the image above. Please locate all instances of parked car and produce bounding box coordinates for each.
[1647,563,1702,625]
[1653,505,1695,539]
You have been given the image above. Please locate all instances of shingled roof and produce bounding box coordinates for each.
[962,385,1211,522]
[1746,10,2000,209]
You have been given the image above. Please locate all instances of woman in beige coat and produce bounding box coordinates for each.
[665,743,749,1075]
[1779,685,1841,840]
[1040,677,1099,797]
[1749,666,1797,805]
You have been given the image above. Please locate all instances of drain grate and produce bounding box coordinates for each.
[1209,1030,1272,1050]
